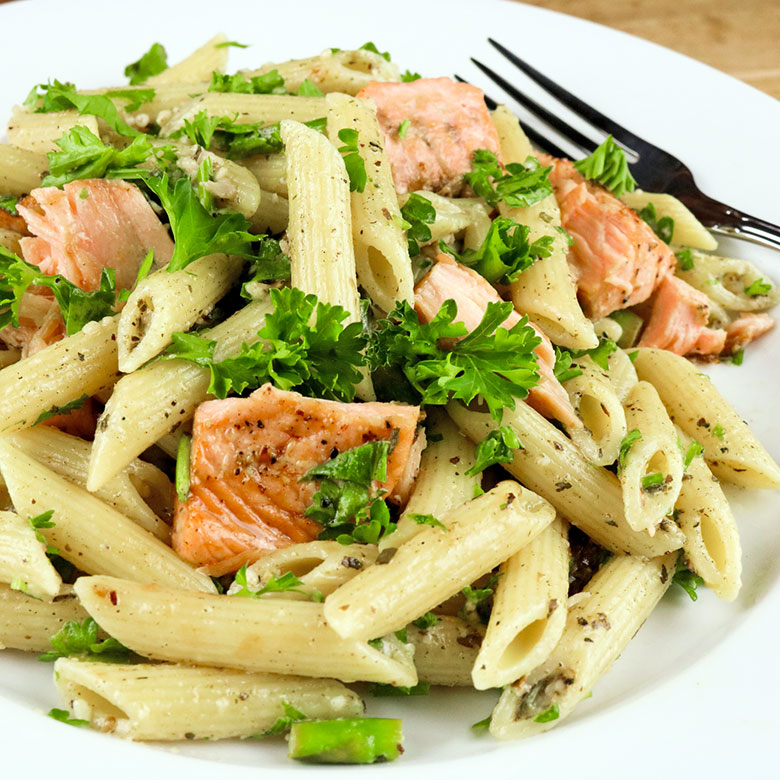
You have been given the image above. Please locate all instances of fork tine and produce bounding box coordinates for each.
[455,75,568,158]
[488,39,644,153]
[470,57,599,155]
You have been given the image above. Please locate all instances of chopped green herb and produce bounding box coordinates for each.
[472,715,492,731]
[254,701,307,737]
[369,682,430,697]
[638,202,674,244]
[465,150,552,209]
[10,576,35,597]
[618,429,642,472]
[367,299,541,422]
[407,513,447,531]
[412,612,440,630]
[712,423,725,439]
[673,558,705,601]
[745,278,772,296]
[553,346,583,383]
[641,472,665,490]
[439,217,553,284]
[28,509,58,556]
[400,192,436,256]
[48,708,90,727]
[124,42,168,85]
[462,572,502,607]
[681,439,704,470]
[466,425,522,476]
[231,565,307,598]
[675,248,694,271]
[731,349,744,366]
[0,194,19,215]
[298,79,325,97]
[34,395,89,426]
[38,617,132,663]
[397,119,410,138]
[573,135,636,196]
[394,628,408,643]
[359,42,390,61]
[401,70,421,82]
[215,40,250,49]
[533,704,560,723]
[336,128,367,193]
[209,69,286,95]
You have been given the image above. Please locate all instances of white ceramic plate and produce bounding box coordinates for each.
[1,0,779,777]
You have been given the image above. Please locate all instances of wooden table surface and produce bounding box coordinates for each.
[0,0,777,100]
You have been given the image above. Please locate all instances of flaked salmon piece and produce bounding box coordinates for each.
[543,155,675,319]
[17,179,173,292]
[0,290,65,357]
[638,274,726,356]
[725,312,774,353]
[41,397,99,439]
[356,77,502,196]
[414,254,580,429]
[0,204,29,235]
[173,384,424,576]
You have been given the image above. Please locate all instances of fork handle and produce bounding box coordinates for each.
[672,189,780,250]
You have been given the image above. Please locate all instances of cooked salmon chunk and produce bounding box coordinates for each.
[543,155,675,319]
[638,274,726,356]
[725,312,774,353]
[17,179,173,291]
[173,384,424,575]
[357,77,502,196]
[414,254,581,429]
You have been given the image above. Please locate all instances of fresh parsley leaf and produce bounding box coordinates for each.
[34,395,89,426]
[731,349,744,366]
[462,573,502,606]
[411,612,440,630]
[673,558,705,601]
[553,346,583,383]
[745,278,772,296]
[397,119,410,138]
[400,193,435,256]
[533,704,560,723]
[171,110,286,158]
[161,287,366,401]
[175,434,192,503]
[298,79,325,97]
[48,708,90,727]
[638,202,674,244]
[712,423,725,439]
[301,439,399,545]
[0,194,19,215]
[676,248,694,271]
[465,150,552,209]
[215,40,250,49]
[124,42,168,85]
[465,425,522,476]
[0,246,119,334]
[359,42,391,61]
[618,429,642,472]
[407,513,447,531]
[209,69,286,95]
[681,439,704,470]
[38,617,132,663]
[439,217,553,284]
[26,80,150,137]
[10,576,36,597]
[401,70,421,82]
[231,565,307,598]
[336,128,367,193]
[369,682,430,697]
[573,135,636,196]
[641,472,665,490]
[254,701,307,737]
[242,237,291,296]
[41,126,159,188]
[368,299,541,422]
[395,627,408,643]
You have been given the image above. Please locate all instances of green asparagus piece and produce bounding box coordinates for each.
[608,309,643,349]
[288,718,404,764]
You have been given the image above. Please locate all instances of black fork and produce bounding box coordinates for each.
[465,38,780,250]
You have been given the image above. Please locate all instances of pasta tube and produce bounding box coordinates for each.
[0,510,61,601]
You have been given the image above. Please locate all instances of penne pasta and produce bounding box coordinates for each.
[74,575,417,686]
[472,519,569,690]
[53,658,364,741]
[0,143,47,194]
[146,34,229,86]
[633,348,780,488]
[6,109,100,154]
[0,443,214,593]
[324,482,556,641]
[408,615,485,687]
[447,401,685,558]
